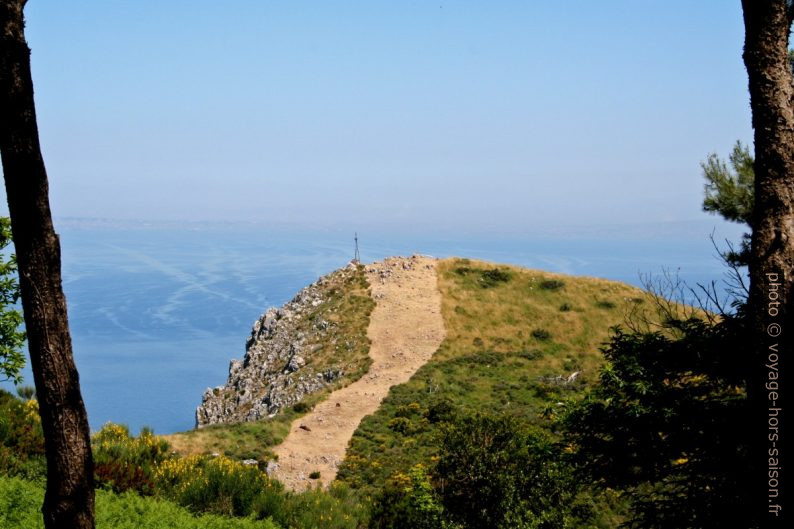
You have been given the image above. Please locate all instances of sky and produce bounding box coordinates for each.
[2,1,753,234]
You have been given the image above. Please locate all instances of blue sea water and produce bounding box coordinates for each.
[2,220,744,434]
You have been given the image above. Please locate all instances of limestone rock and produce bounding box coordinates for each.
[195,267,356,428]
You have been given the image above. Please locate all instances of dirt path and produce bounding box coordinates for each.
[270,255,445,491]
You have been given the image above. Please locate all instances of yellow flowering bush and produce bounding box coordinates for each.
[156,454,283,518]
[92,422,172,494]
[0,390,44,478]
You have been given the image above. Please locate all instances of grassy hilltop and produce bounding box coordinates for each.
[165,257,654,469]
[338,257,653,491]
[2,257,681,529]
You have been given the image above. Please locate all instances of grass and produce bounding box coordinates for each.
[165,264,375,461]
[165,398,311,462]
[337,257,662,492]
[0,475,281,529]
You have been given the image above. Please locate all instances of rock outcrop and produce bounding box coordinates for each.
[196,263,367,427]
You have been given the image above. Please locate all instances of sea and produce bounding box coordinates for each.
[1,218,745,434]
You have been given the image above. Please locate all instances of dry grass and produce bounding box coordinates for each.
[338,257,681,491]
[434,257,657,380]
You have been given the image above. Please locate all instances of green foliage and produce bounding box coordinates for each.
[0,217,26,385]
[158,455,280,518]
[371,464,456,529]
[701,141,754,225]
[339,259,653,514]
[87,424,369,527]
[700,141,754,266]
[454,266,512,288]
[531,328,552,341]
[540,279,565,291]
[16,385,34,400]
[93,423,172,494]
[562,316,753,529]
[292,401,310,413]
[268,484,370,529]
[0,474,282,529]
[0,389,45,479]
[436,413,582,529]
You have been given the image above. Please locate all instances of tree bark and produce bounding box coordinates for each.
[741,1,793,525]
[0,1,95,528]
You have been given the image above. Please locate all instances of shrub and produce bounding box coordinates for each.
[156,454,283,518]
[595,300,616,309]
[455,350,503,366]
[308,471,321,479]
[518,349,544,360]
[394,402,422,418]
[387,417,413,434]
[531,328,552,341]
[292,402,310,413]
[436,413,581,529]
[563,316,753,529]
[0,474,283,529]
[273,483,371,529]
[559,303,572,312]
[0,390,44,478]
[455,266,512,288]
[92,423,171,494]
[371,465,453,529]
[479,268,511,288]
[425,398,457,424]
[539,279,565,291]
[454,266,473,276]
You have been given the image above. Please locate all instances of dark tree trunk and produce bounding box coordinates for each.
[0,1,95,528]
[741,1,793,525]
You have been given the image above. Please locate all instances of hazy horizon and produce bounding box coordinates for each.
[0,1,752,232]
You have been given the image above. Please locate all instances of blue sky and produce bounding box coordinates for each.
[3,1,752,234]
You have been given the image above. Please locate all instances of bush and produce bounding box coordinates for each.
[387,417,413,434]
[308,471,321,479]
[563,316,753,529]
[479,268,512,288]
[292,402,310,413]
[518,349,544,360]
[0,474,282,529]
[539,279,565,291]
[156,454,283,518]
[0,390,44,478]
[371,465,454,529]
[93,423,171,494]
[436,413,581,529]
[272,484,371,529]
[425,398,457,424]
[531,328,551,341]
[454,267,512,288]
[559,303,572,312]
[394,402,422,418]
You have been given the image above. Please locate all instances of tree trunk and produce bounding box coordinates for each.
[741,1,793,525]
[0,1,95,528]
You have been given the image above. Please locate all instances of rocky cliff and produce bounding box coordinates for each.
[196,262,374,427]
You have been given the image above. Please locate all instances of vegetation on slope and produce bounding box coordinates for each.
[337,257,656,492]
[166,264,375,461]
[0,474,281,529]
[1,399,371,529]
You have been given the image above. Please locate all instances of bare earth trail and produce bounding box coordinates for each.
[271,255,445,491]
